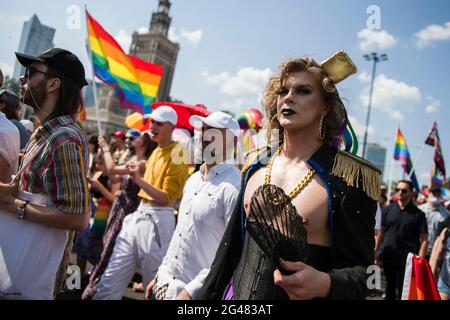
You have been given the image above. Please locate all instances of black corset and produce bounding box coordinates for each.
[232,231,288,300]
[232,230,333,300]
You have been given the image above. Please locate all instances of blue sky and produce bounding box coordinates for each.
[1,0,449,186]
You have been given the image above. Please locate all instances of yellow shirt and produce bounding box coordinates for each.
[138,141,189,202]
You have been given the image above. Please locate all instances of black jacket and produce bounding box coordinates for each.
[198,143,380,300]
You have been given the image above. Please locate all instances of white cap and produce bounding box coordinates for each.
[189,112,240,136]
[145,105,177,126]
[20,119,34,133]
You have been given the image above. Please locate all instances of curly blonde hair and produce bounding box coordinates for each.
[263,56,347,145]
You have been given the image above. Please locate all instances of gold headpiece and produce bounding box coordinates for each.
[320,51,358,84]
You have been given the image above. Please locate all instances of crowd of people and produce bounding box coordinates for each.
[0,47,448,301]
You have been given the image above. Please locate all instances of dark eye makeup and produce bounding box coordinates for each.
[277,84,313,96]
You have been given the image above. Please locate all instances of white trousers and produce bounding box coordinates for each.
[93,204,175,300]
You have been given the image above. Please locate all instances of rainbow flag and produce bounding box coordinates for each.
[425,122,446,178]
[394,128,420,191]
[402,253,440,300]
[86,10,163,114]
[430,163,443,189]
[91,198,112,236]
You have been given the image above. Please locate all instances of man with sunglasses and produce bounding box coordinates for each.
[375,180,428,300]
[0,48,90,299]
[93,106,189,300]
[118,129,141,165]
[145,112,241,300]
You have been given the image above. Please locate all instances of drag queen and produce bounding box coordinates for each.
[199,52,381,300]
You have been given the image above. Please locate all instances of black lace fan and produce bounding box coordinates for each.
[246,184,309,274]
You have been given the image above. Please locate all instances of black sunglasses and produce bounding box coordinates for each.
[24,66,59,79]
[396,188,409,194]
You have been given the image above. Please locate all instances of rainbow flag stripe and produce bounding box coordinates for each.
[86,11,163,114]
[91,198,112,236]
[394,128,420,191]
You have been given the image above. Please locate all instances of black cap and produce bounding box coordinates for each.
[15,48,88,89]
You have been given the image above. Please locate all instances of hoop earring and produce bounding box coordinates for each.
[319,114,326,141]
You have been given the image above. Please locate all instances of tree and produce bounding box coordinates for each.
[2,76,20,95]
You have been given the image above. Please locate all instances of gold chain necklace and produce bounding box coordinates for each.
[265,146,316,202]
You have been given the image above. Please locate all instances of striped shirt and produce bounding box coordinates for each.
[19,114,91,215]
[18,114,91,296]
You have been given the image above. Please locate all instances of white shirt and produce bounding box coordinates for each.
[375,203,382,231]
[0,112,20,181]
[156,163,241,299]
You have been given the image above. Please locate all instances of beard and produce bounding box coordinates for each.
[21,79,47,113]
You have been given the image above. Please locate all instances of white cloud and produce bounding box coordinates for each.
[359,74,421,121]
[202,71,229,85]
[390,110,404,121]
[425,96,441,113]
[415,22,450,49]
[0,62,13,77]
[137,26,149,35]
[114,30,132,52]
[180,28,202,47]
[202,67,272,96]
[357,28,398,51]
[358,70,371,83]
[168,27,180,43]
[220,97,262,114]
[169,27,203,47]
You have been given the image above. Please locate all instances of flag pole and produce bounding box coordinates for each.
[408,143,426,179]
[84,6,103,136]
[387,127,397,203]
[387,155,395,203]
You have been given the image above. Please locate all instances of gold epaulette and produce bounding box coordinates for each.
[241,146,269,176]
[331,150,381,201]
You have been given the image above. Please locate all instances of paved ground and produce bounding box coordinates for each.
[55,254,145,300]
[56,253,386,300]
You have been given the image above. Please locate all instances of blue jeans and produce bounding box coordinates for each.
[437,278,450,295]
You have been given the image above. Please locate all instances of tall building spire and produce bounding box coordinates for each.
[130,0,179,101]
[150,0,172,37]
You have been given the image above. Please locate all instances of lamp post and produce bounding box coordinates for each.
[362,52,388,158]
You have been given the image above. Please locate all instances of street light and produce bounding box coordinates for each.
[362,52,388,158]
